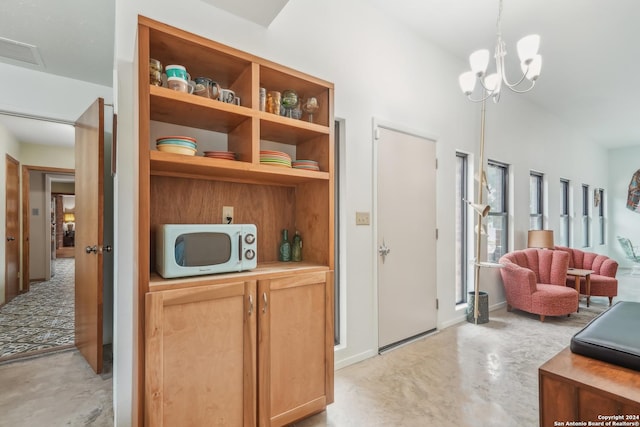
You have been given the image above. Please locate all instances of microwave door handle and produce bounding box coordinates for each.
[239,233,243,262]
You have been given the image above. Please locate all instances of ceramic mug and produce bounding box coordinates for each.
[220,89,235,104]
[167,77,193,94]
[165,64,188,81]
[194,77,221,99]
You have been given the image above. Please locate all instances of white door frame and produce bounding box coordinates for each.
[371,118,439,350]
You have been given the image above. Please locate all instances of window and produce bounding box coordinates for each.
[560,179,570,246]
[529,172,544,230]
[597,188,605,245]
[582,184,590,247]
[455,152,468,304]
[487,160,509,263]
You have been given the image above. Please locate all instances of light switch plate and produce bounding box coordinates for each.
[222,206,234,224]
[355,211,370,225]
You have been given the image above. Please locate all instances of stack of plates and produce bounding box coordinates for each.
[156,136,197,156]
[292,159,319,171]
[204,151,236,160]
[260,150,291,168]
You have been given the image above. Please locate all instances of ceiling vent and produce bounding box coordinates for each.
[0,37,45,68]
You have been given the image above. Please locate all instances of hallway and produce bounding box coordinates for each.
[0,258,75,360]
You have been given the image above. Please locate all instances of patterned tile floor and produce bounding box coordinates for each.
[0,258,74,360]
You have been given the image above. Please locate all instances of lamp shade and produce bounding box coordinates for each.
[63,213,75,223]
[517,34,540,64]
[459,71,476,95]
[469,49,490,77]
[521,54,542,81]
[528,230,554,249]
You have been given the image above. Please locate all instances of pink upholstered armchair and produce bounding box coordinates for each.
[554,246,618,306]
[498,249,579,321]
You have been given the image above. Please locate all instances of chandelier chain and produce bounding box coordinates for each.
[496,0,503,37]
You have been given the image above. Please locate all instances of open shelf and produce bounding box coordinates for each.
[149,150,330,185]
[150,85,254,133]
[259,112,329,145]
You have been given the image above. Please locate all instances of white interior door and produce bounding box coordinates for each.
[376,125,437,350]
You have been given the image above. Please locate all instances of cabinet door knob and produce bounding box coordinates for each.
[248,295,254,315]
[262,292,268,314]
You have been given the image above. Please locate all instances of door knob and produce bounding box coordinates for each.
[378,239,391,263]
[6,236,15,241]
[85,245,98,254]
[101,245,112,253]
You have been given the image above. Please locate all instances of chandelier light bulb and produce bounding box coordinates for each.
[469,49,490,77]
[516,34,540,65]
[521,54,542,81]
[483,73,500,93]
[459,71,477,95]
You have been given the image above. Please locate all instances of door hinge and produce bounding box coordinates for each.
[436,298,439,310]
[435,158,438,169]
[435,228,439,240]
[374,127,381,140]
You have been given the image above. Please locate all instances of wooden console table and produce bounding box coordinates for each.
[539,348,640,427]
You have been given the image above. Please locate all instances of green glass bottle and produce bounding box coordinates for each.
[279,229,291,262]
[292,231,302,262]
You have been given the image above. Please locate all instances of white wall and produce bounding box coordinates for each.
[608,146,640,266]
[28,171,47,280]
[113,0,613,423]
[0,123,21,304]
[21,143,74,169]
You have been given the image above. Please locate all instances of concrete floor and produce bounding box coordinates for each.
[0,270,636,426]
[0,349,112,426]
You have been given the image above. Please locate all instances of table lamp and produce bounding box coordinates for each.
[528,230,554,249]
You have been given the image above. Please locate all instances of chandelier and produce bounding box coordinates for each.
[459,0,542,102]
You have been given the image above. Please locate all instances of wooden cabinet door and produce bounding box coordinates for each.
[258,271,334,427]
[145,281,257,427]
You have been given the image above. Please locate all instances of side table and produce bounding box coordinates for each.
[566,268,594,309]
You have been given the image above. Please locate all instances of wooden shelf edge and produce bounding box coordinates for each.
[258,111,330,134]
[148,262,331,292]
[149,150,330,184]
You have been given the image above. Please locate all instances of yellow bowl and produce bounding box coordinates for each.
[157,144,196,156]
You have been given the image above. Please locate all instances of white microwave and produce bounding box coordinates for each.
[156,224,257,279]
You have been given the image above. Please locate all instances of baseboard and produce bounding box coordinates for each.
[440,301,507,329]
[334,348,377,371]
[333,301,508,371]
